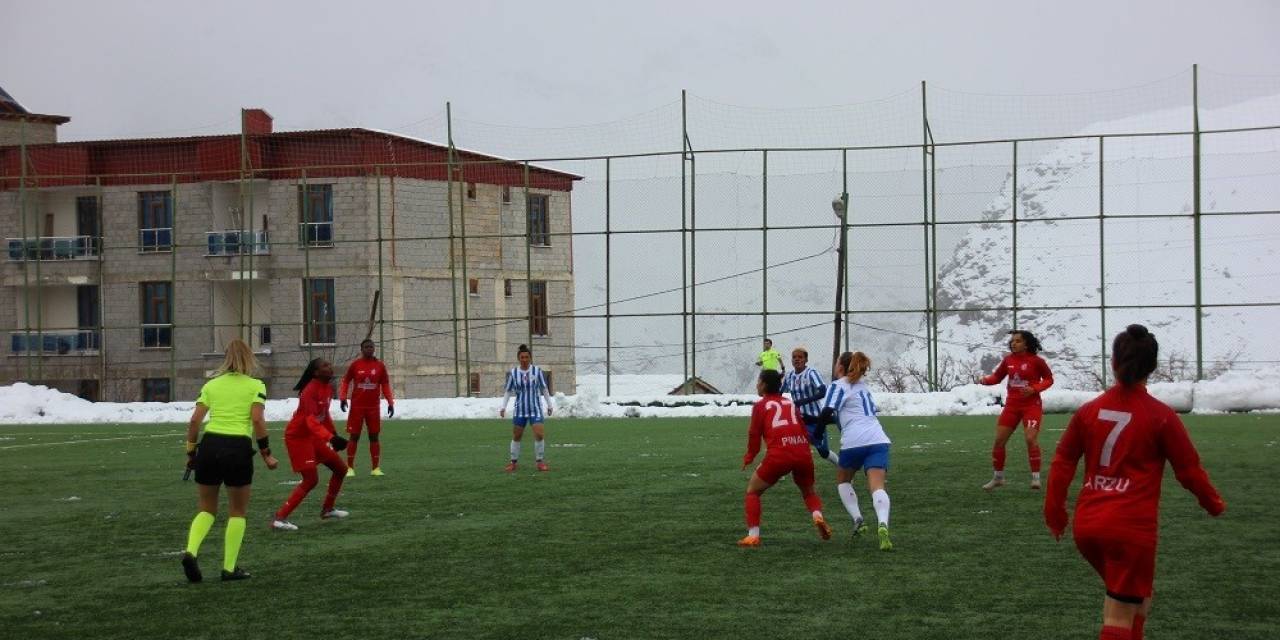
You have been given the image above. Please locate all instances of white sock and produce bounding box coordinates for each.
[1031,471,1041,482]
[837,483,863,522]
[994,470,1005,480]
[534,439,546,461]
[826,451,840,465]
[748,526,760,537]
[872,489,891,528]
[811,510,823,520]
[509,440,521,462]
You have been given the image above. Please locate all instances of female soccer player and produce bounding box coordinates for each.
[180,339,279,583]
[1044,325,1225,640]
[781,347,837,465]
[976,329,1054,490]
[738,369,831,547]
[821,351,894,551]
[271,358,351,531]
[498,344,553,472]
[339,339,395,477]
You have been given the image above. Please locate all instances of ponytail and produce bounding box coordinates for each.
[841,351,871,384]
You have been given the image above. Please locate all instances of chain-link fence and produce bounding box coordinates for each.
[2,66,1278,400]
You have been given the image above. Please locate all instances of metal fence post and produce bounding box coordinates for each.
[1192,64,1205,380]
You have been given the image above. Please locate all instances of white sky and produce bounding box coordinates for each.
[2,0,1278,142]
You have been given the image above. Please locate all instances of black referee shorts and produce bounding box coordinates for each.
[193,433,255,487]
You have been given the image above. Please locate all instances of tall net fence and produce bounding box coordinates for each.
[2,66,1278,401]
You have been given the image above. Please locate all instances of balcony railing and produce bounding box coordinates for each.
[10,330,101,355]
[206,230,270,256]
[6,236,100,261]
[298,221,333,247]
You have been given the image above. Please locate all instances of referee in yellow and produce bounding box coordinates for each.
[180,338,279,582]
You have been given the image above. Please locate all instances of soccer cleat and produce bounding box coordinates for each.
[220,567,251,581]
[1030,478,1042,490]
[536,461,549,472]
[321,508,350,519]
[370,467,385,477]
[813,515,832,540]
[851,517,869,537]
[345,467,355,478]
[504,461,518,473]
[878,524,894,551]
[271,519,298,532]
[982,477,1006,491]
[180,552,202,583]
[736,535,762,547]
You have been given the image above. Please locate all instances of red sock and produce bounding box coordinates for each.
[1100,625,1130,640]
[992,446,1007,472]
[345,440,358,468]
[276,470,319,519]
[802,491,822,513]
[321,467,346,513]
[370,441,381,469]
[1131,614,1145,640]
[1028,444,1042,473]
[745,492,762,529]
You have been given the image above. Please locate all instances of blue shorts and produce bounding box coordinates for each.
[512,416,544,428]
[838,443,891,472]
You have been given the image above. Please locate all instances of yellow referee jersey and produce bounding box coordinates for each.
[196,373,268,438]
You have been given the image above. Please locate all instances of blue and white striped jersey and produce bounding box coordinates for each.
[504,365,550,420]
[781,366,827,418]
[823,378,890,450]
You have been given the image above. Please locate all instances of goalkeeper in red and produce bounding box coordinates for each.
[738,369,832,547]
[976,329,1054,490]
[1044,325,1225,640]
[339,339,394,476]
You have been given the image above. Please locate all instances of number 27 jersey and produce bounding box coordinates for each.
[743,394,811,466]
[1046,385,1223,544]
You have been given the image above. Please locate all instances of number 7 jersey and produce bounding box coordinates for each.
[1045,385,1224,544]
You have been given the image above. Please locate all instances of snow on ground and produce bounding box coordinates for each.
[2,369,1280,425]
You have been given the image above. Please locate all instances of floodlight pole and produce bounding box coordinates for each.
[831,193,849,372]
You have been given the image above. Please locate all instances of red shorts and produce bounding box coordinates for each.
[346,406,381,435]
[284,436,344,473]
[754,453,815,489]
[1073,532,1156,601]
[997,403,1043,430]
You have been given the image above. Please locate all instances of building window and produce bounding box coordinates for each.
[501,185,512,204]
[297,184,334,247]
[142,378,171,402]
[303,278,336,345]
[140,281,173,348]
[529,280,548,336]
[504,279,512,298]
[469,373,481,396]
[469,278,479,296]
[527,194,550,246]
[260,325,272,345]
[466,182,477,200]
[138,191,173,252]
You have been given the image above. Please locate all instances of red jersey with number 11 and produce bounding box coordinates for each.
[1045,385,1224,545]
[742,394,811,467]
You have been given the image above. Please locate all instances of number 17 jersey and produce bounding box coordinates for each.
[1046,385,1224,544]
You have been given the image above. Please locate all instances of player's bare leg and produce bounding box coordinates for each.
[983,425,1015,490]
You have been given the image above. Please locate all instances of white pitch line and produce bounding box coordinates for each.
[0,432,183,450]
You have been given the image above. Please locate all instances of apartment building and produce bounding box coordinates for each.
[0,95,578,401]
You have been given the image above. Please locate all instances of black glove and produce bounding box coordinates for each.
[818,407,835,427]
[340,400,349,412]
[387,404,395,418]
[329,435,349,452]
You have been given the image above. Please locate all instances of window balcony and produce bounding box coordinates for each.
[206,230,270,257]
[7,236,100,261]
[10,329,101,355]
[298,221,333,247]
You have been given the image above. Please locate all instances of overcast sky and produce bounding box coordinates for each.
[2,0,1278,142]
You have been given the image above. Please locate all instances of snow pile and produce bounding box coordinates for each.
[2,370,1279,425]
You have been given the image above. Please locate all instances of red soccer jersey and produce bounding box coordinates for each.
[339,358,394,408]
[742,394,811,467]
[1045,385,1224,544]
[285,379,337,443]
[981,352,1054,409]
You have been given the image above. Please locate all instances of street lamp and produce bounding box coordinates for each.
[831,193,849,373]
